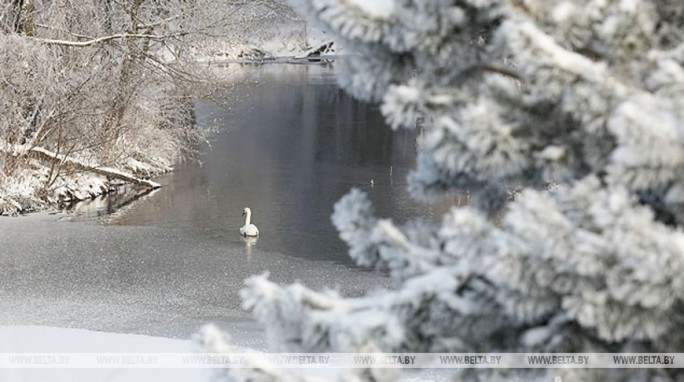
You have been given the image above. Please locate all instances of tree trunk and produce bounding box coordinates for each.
[12,0,35,35]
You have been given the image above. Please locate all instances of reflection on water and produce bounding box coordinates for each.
[62,186,160,218]
[71,64,446,263]
[242,236,259,264]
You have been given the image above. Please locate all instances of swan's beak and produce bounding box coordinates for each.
[242,211,246,217]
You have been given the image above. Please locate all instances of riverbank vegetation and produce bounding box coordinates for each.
[0,0,311,214]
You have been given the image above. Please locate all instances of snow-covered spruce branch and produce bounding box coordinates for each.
[239,181,684,353]
[238,272,432,354]
[199,324,311,382]
[31,33,178,47]
[331,189,442,282]
[208,1,684,381]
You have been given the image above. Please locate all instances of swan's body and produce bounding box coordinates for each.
[240,207,259,237]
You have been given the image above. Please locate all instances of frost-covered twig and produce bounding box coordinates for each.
[31,33,176,47]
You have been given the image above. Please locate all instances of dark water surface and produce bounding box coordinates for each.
[0,64,440,342]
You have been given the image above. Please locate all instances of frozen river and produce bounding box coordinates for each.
[0,64,435,347]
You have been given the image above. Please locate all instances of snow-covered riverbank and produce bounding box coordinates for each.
[0,145,172,215]
[0,0,334,217]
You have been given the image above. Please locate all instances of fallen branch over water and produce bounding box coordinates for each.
[294,41,334,59]
[25,146,161,189]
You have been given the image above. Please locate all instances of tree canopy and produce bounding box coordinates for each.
[0,0,296,213]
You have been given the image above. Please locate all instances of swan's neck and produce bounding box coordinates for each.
[244,211,251,226]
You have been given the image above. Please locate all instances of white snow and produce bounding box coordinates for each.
[0,326,210,382]
[347,0,395,20]
[619,0,638,13]
[537,146,566,161]
[552,2,576,23]
[28,146,161,189]
[511,21,609,85]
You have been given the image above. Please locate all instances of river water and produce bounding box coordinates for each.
[108,64,434,262]
[0,64,438,345]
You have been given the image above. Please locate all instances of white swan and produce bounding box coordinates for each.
[240,207,259,237]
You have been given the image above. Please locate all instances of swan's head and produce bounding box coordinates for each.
[242,207,251,217]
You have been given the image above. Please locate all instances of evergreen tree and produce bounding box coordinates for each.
[203,1,684,380]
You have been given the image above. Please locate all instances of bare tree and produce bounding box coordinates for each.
[0,0,299,213]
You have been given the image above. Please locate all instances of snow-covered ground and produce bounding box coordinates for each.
[0,326,211,382]
[190,18,334,63]
[0,326,457,382]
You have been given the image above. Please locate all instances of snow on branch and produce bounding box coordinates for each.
[31,33,174,47]
[209,1,684,381]
[505,21,611,86]
[26,146,161,189]
[240,177,684,355]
